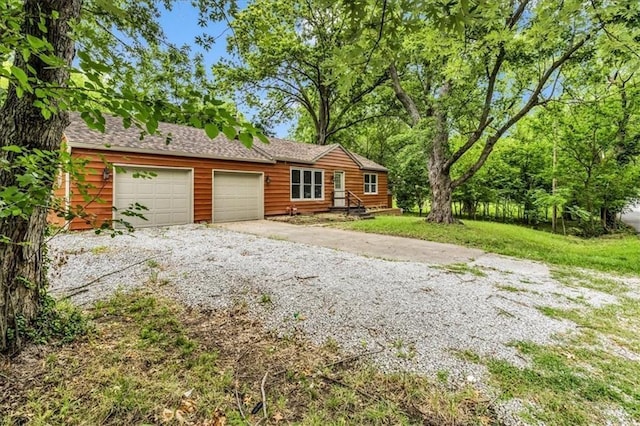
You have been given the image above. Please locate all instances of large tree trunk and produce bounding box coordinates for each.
[427,166,455,223]
[0,0,81,354]
[426,82,455,223]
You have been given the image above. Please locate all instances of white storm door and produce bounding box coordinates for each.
[333,171,345,207]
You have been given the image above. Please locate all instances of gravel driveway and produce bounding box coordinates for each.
[48,224,619,401]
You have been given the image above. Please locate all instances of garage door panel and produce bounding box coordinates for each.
[114,167,192,228]
[154,198,172,209]
[213,172,263,223]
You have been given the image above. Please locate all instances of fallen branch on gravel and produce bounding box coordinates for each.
[59,255,160,300]
[260,370,269,420]
[234,380,247,423]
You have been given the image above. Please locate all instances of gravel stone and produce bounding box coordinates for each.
[47,224,625,423]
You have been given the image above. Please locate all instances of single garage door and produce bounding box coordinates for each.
[114,166,192,228]
[213,171,263,223]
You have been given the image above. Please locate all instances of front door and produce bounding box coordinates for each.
[333,171,345,207]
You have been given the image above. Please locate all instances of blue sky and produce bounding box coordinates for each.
[157,2,292,137]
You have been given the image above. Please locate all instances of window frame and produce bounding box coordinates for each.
[290,167,324,201]
[363,173,378,195]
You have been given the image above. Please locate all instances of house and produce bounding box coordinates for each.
[51,114,390,230]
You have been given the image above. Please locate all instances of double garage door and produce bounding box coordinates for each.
[113,167,263,227]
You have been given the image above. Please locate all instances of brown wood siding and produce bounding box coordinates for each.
[314,148,389,209]
[262,147,388,215]
[65,146,388,230]
[47,170,68,227]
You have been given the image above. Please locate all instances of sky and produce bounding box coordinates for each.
[157,2,293,137]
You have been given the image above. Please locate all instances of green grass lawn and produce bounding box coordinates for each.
[337,216,640,275]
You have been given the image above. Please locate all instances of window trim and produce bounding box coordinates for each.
[290,167,324,201]
[364,173,378,195]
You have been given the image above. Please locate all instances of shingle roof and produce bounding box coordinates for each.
[64,113,387,171]
[64,113,274,163]
[253,138,337,164]
[350,152,388,172]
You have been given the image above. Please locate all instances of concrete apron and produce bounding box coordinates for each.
[217,220,484,265]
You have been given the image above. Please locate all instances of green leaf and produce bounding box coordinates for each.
[26,34,47,49]
[93,0,127,19]
[222,125,236,139]
[146,117,158,134]
[204,123,219,139]
[238,132,254,147]
[190,117,202,128]
[10,66,29,87]
[256,133,269,144]
[2,146,22,153]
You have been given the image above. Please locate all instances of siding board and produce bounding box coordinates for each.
[65,146,388,230]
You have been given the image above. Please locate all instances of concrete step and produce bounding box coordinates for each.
[329,206,367,216]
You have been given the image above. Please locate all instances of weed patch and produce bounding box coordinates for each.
[2,290,495,425]
[551,268,629,295]
[495,285,524,293]
[13,294,90,347]
[484,297,640,425]
[438,263,488,277]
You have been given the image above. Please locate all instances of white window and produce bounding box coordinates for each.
[364,173,378,194]
[291,168,323,200]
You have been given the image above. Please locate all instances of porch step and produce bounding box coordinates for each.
[329,206,373,219]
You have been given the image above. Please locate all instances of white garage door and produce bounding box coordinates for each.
[114,166,192,228]
[213,171,263,223]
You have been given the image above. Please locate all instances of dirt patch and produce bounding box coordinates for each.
[267,213,360,225]
[1,288,495,425]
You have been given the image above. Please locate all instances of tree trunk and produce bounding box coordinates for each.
[316,83,330,145]
[427,168,454,223]
[426,125,455,223]
[0,0,81,354]
[426,82,455,224]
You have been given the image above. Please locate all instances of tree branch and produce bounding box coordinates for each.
[444,1,529,172]
[452,34,592,188]
[388,63,421,126]
[362,0,388,70]
[326,109,395,137]
[331,72,389,131]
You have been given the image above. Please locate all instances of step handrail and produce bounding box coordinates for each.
[346,190,364,215]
